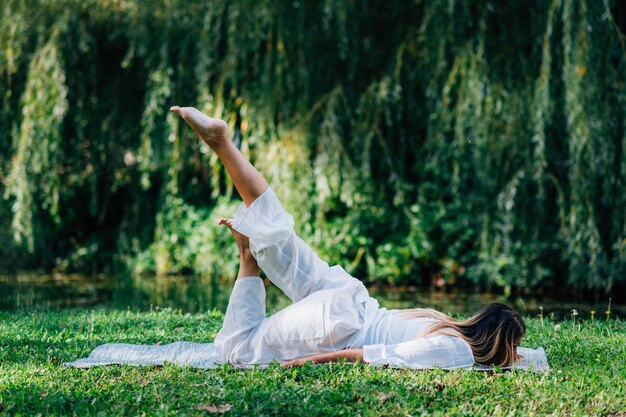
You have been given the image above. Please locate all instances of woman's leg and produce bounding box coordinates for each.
[216,220,373,364]
[171,106,353,302]
[218,221,362,363]
[170,106,268,207]
[213,223,266,363]
[214,275,267,363]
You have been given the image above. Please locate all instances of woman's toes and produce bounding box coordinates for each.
[170,105,228,146]
[218,217,233,227]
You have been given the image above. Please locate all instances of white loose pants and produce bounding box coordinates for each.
[214,188,379,364]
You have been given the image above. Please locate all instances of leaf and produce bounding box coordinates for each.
[195,403,232,413]
[434,381,446,391]
[377,391,395,404]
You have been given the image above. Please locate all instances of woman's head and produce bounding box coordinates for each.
[404,303,526,367]
[458,303,526,366]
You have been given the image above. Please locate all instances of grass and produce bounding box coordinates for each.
[0,308,625,416]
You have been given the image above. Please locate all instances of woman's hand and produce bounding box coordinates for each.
[281,349,364,367]
[281,355,319,367]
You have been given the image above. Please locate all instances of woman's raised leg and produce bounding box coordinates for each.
[170,106,268,207]
[171,106,353,302]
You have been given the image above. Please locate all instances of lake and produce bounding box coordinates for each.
[0,274,620,320]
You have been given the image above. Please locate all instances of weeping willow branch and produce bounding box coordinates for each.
[4,25,68,251]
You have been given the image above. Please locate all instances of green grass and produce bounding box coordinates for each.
[1,309,625,416]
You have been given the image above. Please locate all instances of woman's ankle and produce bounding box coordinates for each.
[237,266,260,279]
[237,252,260,278]
[239,247,254,260]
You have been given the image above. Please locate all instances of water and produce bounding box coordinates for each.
[0,274,621,320]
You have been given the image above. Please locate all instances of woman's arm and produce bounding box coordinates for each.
[281,349,364,367]
[362,336,475,369]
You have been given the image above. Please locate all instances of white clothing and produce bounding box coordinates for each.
[214,188,474,369]
[362,311,474,369]
[362,336,474,369]
[362,308,474,369]
[364,309,438,345]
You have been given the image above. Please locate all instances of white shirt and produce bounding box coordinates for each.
[360,308,475,369]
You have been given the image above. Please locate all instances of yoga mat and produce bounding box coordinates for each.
[63,343,549,372]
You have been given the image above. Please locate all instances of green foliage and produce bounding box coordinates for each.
[4,25,68,251]
[1,0,625,295]
[131,196,241,277]
[0,309,625,416]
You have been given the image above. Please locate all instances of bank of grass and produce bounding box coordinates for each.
[0,309,624,416]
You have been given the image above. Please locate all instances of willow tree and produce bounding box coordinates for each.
[1,0,625,297]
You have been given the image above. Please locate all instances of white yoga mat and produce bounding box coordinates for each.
[63,342,549,372]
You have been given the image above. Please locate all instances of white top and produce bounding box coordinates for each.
[363,308,437,345]
[361,308,475,369]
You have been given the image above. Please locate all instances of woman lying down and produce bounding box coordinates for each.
[170,105,526,369]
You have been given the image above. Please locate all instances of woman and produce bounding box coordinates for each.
[170,106,526,369]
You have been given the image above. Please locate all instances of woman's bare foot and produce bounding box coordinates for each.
[218,217,260,278]
[218,218,250,252]
[170,106,229,148]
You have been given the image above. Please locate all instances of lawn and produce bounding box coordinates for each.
[0,308,624,416]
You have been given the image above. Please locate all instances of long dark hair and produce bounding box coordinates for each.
[403,303,526,366]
